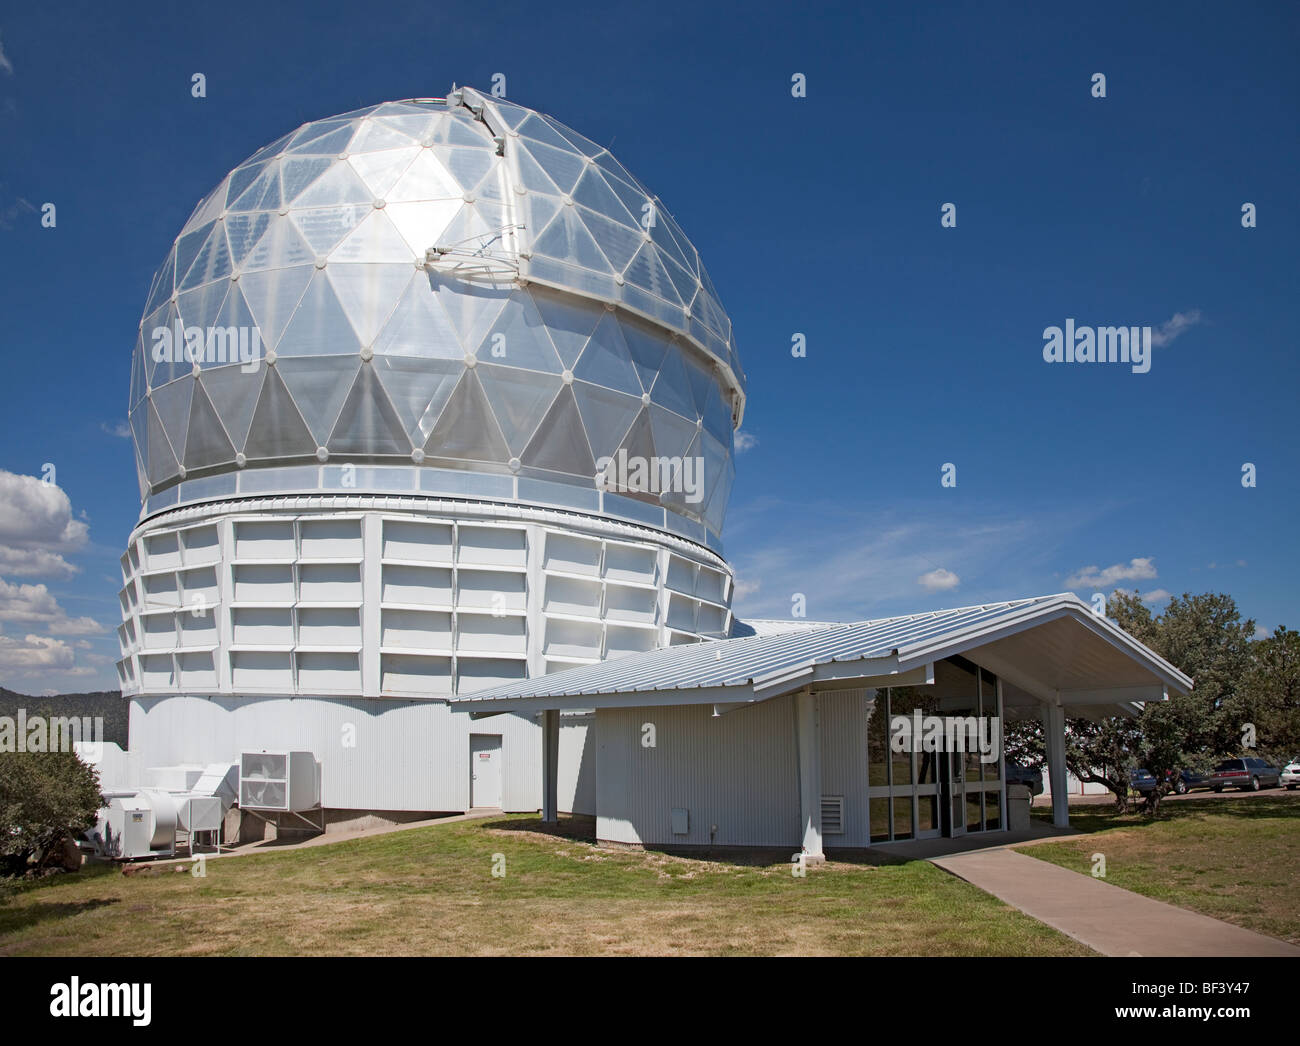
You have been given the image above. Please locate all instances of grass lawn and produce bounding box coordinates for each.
[0,815,1093,956]
[1019,794,1299,945]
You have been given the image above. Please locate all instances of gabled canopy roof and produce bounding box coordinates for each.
[452,593,1193,716]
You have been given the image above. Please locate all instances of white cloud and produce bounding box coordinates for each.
[1150,310,1202,348]
[1065,557,1157,589]
[0,633,75,671]
[0,545,80,580]
[734,430,757,453]
[0,470,90,580]
[1141,588,1172,604]
[732,577,760,599]
[0,578,106,635]
[100,420,131,439]
[1253,625,1272,641]
[918,568,960,591]
[0,32,12,77]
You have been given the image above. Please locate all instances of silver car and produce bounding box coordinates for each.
[1206,757,1280,792]
[1282,758,1300,790]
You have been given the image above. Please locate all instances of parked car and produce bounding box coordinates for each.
[1281,758,1300,790]
[1130,768,1158,795]
[1165,768,1208,794]
[1206,757,1281,792]
[1004,760,1043,796]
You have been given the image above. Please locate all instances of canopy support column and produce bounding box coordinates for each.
[1042,700,1069,828]
[794,687,824,863]
[541,709,559,824]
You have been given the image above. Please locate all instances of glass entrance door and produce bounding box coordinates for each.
[947,751,967,838]
[866,662,1006,845]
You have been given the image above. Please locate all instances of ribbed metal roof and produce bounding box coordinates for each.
[454,593,1193,705]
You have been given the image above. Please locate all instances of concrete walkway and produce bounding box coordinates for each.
[931,847,1300,957]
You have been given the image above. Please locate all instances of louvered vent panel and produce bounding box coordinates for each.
[821,795,844,835]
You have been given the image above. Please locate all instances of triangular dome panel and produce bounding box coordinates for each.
[276,356,359,444]
[373,272,464,360]
[238,265,314,352]
[150,378,194,466]
[386,150,461,202]
[242,365,316,460]
[327,362,412,456]
[475,291,562,372]
[572,312,641,395]
[477,363,562,455]
[182,380,237,470]
[373,354,463,447]
[199,365,263,451]
[292,203,371,255]
[327,263,413,346]
[529,287,602,367]
[144,398,181,486]
[572,380,643,460]
[521,385,595,477]
[275,273,361,357]
[423,368,510,464]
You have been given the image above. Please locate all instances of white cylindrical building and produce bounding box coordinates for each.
[113,88,745,824]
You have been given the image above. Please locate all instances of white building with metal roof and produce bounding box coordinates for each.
[452,594,1192,856]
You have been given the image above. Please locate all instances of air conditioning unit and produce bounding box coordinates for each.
[98,789,181,859]
[239,751,319,812]
[179,794,225,834]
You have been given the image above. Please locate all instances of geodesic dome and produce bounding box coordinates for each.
[129,87,745,538]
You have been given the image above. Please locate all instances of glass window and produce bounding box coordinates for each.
[893,796,913,841]
[965,732,985,783]
[892,746,913,790]
[917,748,939,786]
[967,791,983,833]
[983,791,1002,831]
[868,691,890,787]
[870,797,891,843]
[917,796,938,835]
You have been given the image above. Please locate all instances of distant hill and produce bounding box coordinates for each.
[0,688,129,748]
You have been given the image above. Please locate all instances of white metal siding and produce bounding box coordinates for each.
[594,697,801,847]
[558,714,596,815]
[818,688,871,847]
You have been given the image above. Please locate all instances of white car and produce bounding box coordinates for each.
[1283,759,1300,790]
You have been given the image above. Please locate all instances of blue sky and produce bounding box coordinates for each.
[0,1,1296,692]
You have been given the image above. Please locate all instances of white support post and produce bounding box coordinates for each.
[1042,700,1069,828]
[541,708,559,824]
[794,687,824,863]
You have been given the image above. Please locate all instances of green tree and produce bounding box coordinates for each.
[0,750,103,876]
[1239,626,1300,761]
[1121,590,1254,815]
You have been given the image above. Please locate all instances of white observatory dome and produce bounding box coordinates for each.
[130,87,745,539]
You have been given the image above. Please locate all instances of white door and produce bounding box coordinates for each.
[470,734,502,808]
